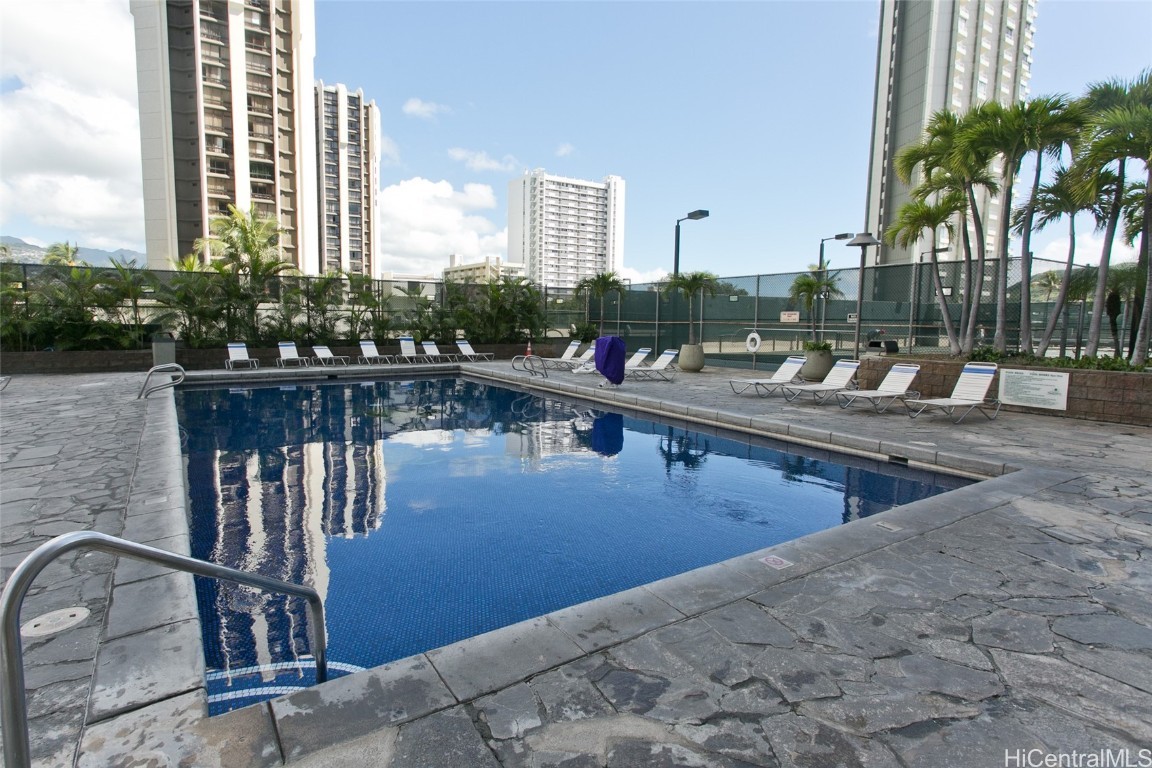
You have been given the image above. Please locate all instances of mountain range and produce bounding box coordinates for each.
[1,236,147,268]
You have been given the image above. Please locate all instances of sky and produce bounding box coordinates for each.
[1,0,1149,282]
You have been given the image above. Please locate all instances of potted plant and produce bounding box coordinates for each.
[800,339,835,381]
[662,271,719,372]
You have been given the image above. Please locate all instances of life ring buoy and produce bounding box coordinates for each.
[745,332,762,354]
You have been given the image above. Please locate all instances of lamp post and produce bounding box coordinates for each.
[673,209,709,278]
[846,232,881,359]
[817,232,853,340]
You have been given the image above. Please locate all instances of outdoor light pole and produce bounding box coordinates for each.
[847,233,881,359]
[818,232,853,340]
[673,209,709,278]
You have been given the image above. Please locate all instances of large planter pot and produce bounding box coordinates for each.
[677,343,705,372]
[800,349,834,381]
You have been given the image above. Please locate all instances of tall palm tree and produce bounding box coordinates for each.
[897,109,998,352]
[788,268,843,341]
[1070,72,1150,358]
[573,271,626,335]
[1008,96,1087,354]
[885,194,964,355]
[1015,167,1103,356]
[662,271,718,346]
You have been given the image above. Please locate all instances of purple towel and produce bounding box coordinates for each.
[595,336,626,385]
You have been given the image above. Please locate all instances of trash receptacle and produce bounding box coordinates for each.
[152,332,176,366]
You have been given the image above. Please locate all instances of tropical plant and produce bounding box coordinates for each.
[42,241,80,266]
[104,257,155,348]
[662,271,718,346]
[300,272,345,344]
[788,267,842,341]
[574,271,626,336]
[885,193,965,355]
[153,255,224,348]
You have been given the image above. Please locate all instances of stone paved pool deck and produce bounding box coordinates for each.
[1,362,1150,767]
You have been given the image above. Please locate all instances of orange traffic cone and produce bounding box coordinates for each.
[526,340,533,356]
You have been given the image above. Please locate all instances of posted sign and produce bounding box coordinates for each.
[999,369,1069,410]
[780,311,800,323]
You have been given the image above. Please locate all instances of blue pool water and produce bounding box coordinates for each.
[176,377,968,713]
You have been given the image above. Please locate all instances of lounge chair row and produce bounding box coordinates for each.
[539,341,680,381]
[729,360,1001,423]
[224,338,495,369]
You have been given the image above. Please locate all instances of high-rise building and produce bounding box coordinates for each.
[864,0,1035,264]
[507,170,625,289]
[131,0,319,273]
[316,82,380,277]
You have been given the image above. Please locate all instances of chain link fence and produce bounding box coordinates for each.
[2,258,1126,362]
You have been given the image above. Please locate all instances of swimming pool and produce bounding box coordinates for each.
[176,377,969,714]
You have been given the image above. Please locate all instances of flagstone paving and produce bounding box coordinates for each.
[1,364,1149,767]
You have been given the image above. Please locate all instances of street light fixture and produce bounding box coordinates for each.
[673,209,709,277]
[817,232,853,339]
[846,232,881,359]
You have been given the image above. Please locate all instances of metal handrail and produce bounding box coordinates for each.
[137,363,185,399]
[511,354,548,378]
[1,531,327,768]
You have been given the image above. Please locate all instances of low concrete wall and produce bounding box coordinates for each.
[859,357,1152,427]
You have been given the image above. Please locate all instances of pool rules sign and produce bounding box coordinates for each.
[999,369,1069,410]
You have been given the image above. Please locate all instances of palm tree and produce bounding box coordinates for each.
[43,241,80,266]
[1070,72,1150,358]
[1013,167,1101,357]
[788,268,843,341]
[104,257,154,348]
[885,194,964,355]
[662,271,718,346]
[573,271,626,335]
[896,109,998,352]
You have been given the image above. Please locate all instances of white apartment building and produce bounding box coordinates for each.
[316,82,380,277]
[131,0,319,273]
[864,0,1035,265]
[442,255,525,284]
[507,170,625,290]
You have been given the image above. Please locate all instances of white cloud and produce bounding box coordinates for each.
[1035,230,1138,267]
[619,266,672,286]
[555,142,575,157]
[378,135,401,166]
[0,0,144,250]
[447,147,519,173]
[402,97,451,119]
[376,177,506,277]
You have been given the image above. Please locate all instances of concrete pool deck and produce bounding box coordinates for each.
[1,363,1150,766]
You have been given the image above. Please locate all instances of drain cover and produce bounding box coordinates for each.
[21,607,90,638]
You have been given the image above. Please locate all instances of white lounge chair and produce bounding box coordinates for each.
[396,336,431,363]
[625,349,679,381]
[225,342,258,370]
[729,356,805,396]
[904,362,1002,423]
[276,341,311,367]
[622,348,653,370]
[456,340,494,361]
[778,359,861,404]
[313,345,349,366]
[539,340,581,369]
[421,341,458,362]
[555,345,599,372]
[357,340,392,365]
[835,363,920,413]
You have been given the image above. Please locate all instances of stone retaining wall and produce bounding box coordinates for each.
[859,357,1152,426]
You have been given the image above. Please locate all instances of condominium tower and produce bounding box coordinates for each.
[864,0,1035,264]
[316,82,380,277]
[131,0,319,272]
[507,170,625,289]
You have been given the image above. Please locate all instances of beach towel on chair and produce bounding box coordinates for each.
[595,335,626,385]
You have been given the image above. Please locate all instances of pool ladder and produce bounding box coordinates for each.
[0,531,328,768]
[137,363,186,399]
[511,354,548,378]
